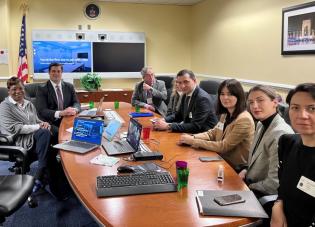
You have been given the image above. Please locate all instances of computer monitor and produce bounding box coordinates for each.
[126,118,142,152]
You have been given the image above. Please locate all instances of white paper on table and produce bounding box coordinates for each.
[90,154,119,167]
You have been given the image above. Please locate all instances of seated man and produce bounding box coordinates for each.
[36,62,81,128]
[153,69,218,133]
[131,66,168,116]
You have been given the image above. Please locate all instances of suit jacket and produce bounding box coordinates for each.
[165,86,217,133]
[131,80,168,116]
[245,114,294,195]
[36,80,81,126]
[192,111,255,170]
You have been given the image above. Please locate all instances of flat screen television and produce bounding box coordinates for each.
[93,42,145,72]
[32,41,92,73]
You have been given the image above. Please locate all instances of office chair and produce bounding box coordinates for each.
[0,87,8,103]
[156,76,174,105]
[277,102,290,125]
[0,174,34,225]
[199,79,221,96]
[24,83,43,106]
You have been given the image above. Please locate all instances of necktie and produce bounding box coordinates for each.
[56,85,63,110]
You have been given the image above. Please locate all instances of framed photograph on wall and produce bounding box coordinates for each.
[282,1,315,55]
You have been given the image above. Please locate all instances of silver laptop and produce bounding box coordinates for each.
[54,118,104,153]
[102,118,142,156]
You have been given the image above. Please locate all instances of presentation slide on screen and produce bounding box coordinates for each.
[72,119,103,144]
[32,41,92,73]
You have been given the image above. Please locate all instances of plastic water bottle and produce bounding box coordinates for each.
[217,165,224,183]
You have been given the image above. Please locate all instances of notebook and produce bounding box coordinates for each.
[53,118,104,154]
[79,97,104,117]
[102,118,142,156]
[195,190,268,218]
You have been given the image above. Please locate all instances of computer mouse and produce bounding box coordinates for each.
[117,165,134,173]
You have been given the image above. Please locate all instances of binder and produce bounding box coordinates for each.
[195,190,268,218]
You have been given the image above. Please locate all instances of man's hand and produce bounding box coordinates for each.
[179,134,194,145]
[39,122,51,130]
[238,169,247,180]
[60,107,77,116]
[143,83,152,91]
[144,104,155,112]
[153,118,169,131]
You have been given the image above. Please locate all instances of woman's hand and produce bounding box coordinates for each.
[238,169,247,180]
[271,200,287,227]
[179,134,194,145]
[39,122,51,130]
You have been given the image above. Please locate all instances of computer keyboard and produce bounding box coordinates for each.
[67,140,96,149]
[104,110,125,125]
[96,171,177,197]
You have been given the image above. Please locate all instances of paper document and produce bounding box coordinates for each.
[90,154,119,166]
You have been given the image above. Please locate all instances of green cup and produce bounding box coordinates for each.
[177,168,189,191]
[114,100,119,109]
[135,105,140,112]
[89,101,94,109]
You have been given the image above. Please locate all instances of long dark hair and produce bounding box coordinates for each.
[216,79,246,119]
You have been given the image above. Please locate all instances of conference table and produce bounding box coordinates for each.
[59,102,257,227]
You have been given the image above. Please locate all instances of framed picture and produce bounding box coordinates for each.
[84,3,100,20]
[282,1,315,55]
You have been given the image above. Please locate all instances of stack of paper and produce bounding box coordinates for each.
[90,154,119,166]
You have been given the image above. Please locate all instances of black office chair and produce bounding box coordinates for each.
[199,79,221,96]
[0,87,8,103]
[24,83,43,106]
[278,102,290,125]
[156,75,174,105]
[0,174,34,225]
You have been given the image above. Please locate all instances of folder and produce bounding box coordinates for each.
[195,190,268,218]
[129,112,154,118]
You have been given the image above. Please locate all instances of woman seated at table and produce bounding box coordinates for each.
[238,85,293,197]
[0,77,52,193]
[178,79,255,171]
[271,83,315,227]
[166,79,183,117]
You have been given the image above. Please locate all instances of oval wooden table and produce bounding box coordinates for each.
[59,102,257,227]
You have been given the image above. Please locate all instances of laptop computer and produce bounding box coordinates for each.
[79,97,104,117]
[103,119,122,141]
[53,118,104,153]
[102,118,142,156]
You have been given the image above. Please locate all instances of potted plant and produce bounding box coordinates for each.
[80,73,101,91]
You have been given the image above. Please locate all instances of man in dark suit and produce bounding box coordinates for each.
[131,66,168,116]
[36,62,81,200]
[153,69,217,133]
[36,62,81,127]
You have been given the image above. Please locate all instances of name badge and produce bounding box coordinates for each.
[297,176,315,198]
[147,98,153,104]
[216,122,224,131]
[189,112,192,119]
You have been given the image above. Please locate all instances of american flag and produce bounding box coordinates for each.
[17,14,28,83]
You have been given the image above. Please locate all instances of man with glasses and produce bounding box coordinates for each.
[153,69,217,133]
[132,66,168,116]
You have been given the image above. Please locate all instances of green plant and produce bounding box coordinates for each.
[80,73,101,90]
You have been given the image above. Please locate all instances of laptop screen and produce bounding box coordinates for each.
[126,118,142,151]
[72,118,104,145]
[104,120,121,141]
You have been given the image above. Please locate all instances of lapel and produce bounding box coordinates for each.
[248,116,279,169]
[140,81,147,100]
[218,114,227,140]
[48,81,58,107]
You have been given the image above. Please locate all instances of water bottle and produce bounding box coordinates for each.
[217,165,224,183]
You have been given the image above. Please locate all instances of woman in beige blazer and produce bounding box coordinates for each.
[179,79,255,171]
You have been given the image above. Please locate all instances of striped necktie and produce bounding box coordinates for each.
[56,85,64,110]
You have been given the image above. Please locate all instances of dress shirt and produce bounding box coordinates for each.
[50,80,63,119]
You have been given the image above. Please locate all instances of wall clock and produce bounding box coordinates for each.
[84,3,100,20]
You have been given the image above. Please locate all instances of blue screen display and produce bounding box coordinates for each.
[72,118,104,145]
[32,41,92,73]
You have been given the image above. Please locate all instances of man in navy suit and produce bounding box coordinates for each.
[153,69,217,133]
[36,62,81,127]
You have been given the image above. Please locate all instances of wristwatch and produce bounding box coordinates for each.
[167,123,172,131]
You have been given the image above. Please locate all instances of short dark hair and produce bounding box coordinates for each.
[7,76,24,89]
[217,79,246,119]
[286,83,315,105]
[248,85,277,100]
[176,69,196,80]
[49,62,63,72]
